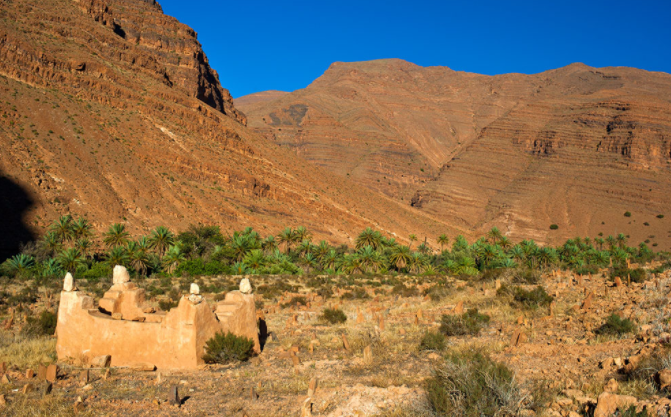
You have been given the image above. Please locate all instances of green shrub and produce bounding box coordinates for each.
[202,331,255,364]
[611,267,647,283]
[22,310,57,337]
[439,308,490,336]
[624,211,632,217]
[158,298,179,311]
[549,224,558,230]
[320,308,347,324]
[595,314,637,336]
[657,214,664,219]
[80,262,112,282]
[426,350,522,416]
[509,286,553,310]
[419,331,446,351]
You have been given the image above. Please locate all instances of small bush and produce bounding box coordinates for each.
[657,214,664,219]
[22,310,57,337]
[509,286,553,310]
[419,331,446,351]
[595,314,637,336]
[439,308,490,336]
[202,331,255,364]
[320,308,347,324]
[512,269,541,284]
[624,211,632,217]
[426,350,522,416]
[423,284,452,301]
[611,267,647,283]
[392,283,419,297]
[549,224,559,230]
[340,288,370,300]
[158,298,179,311]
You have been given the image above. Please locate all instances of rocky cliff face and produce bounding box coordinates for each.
[238,60,671,248]
[0,0,451,254]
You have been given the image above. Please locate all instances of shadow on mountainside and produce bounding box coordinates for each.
[0,175,36,261]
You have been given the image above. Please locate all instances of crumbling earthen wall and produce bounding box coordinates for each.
[56,267,259,369]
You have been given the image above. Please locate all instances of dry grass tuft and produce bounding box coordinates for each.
[0,331,56,369]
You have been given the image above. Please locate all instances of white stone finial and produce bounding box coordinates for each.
[190,283,200,295]
[240,278,252,294]
[63,272,74,291]
[112,265,130,284]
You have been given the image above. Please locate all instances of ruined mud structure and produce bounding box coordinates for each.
[56,266,259,369]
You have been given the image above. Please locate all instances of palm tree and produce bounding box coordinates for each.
[57,248,84,273]
[40,232,63,256]
[103,223,129,248]
[5,254,35,275]
[298,253,318,274]
[71,217,93,240]
[163,245,185,274]
[40,258,62,279]
[262,236,278,254]
[230,233,254,262]
[408,234,417,250]
[487,227,502,244]
[342,254,364,274]
[595,237,605,251]
[437,234,449,252]
[149,226,175,257]
[128,240,151,276]
[74,238,93,259]
[277,227,294,253]
[356,228,382,250]
[616,233,627,249]
[50,215,74,243]
[389,246,412,271]
[606,235,616,250]
[243,249,266,271]
[294,226,312,243]
[417,242,432,255]
[321,249,339,271]
[106,246,130,267]
[499,236,512,250]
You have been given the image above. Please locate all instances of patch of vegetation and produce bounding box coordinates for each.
[423,284,453,301]
[625,211,632,217]
[158,298,179,311]
[595,314,637,336]
[419,331,446,351]
[512,269,541,284]
[340,287,370,300]
[499,285,553,310]
[549,224,559,230]
[22,310,57,337]
[202,331,255,364]
[611,267,647,283]
[439,308,490,336]
[320,308,347,324]
[281,296,307,308]
[657,214,664,219]
[391,283,419,297]
[426,349,522,416]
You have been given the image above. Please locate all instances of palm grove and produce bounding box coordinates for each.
[0,215,662,283]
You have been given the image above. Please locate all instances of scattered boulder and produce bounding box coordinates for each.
[240,278,252,294]
[594,392,637,417]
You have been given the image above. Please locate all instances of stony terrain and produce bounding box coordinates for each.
[237,60,671,249]
[3,265,671,416]
[0,0,452,258]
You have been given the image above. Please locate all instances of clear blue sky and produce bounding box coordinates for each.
[159,0,671,98]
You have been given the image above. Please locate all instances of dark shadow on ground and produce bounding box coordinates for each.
[0,175,36,261]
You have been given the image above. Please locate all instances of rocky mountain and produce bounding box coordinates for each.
[0,0,452,257]
[237,59,671,248]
